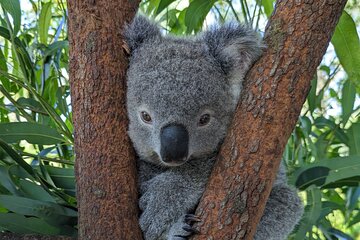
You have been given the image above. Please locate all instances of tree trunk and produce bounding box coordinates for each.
[192,0,347,239]
[67,1,142,239]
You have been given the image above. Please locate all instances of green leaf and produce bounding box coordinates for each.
[321,176,360,188]
[295,166,330,190]
[169,8,187,35]
[314,116,348,144]
[185,0,215,33]
[0,206,8,213]
[291,156,360,190]
[17,97,47,114]
[331,11,360,92]
[0,0,21,35]
[19,180,55,203]
[0,72,73,142]
[0,166,19,195]
[299,116,312,137]
[29,0,37,13]
[44,40,69,59]
[315,132,329,159]
[295,188,322,239]
[143,0,160,15]
[46,166,75,191]
[0,139,37,178]
[38,2,52,44]
[0,122,64,145]
[319,201,342,220]
[261,0,274,18]
[349,211,360,227]
[341,79,356,124]
[307,76,317,113]
[346,187,360,213]
[347,123,360,155]
[0,27,35,80]
[0,47,10,92]
[0,213,61,235]
[8,164,34,180]
[329,88,338,98]
[328,228,353,240]
[156,0,177,15]
[319,65,330,75]
[0,195,77,219]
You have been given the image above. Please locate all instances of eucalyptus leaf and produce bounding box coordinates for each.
[307,76,317,113]
[346,187,360,212]
[295,188,322,239]
[332,11,360,92]
[19,179,55,203]
[349,211,360,227]
[156,0,177,15]
[46,166,75,191]
[0,195,77,219]
[0,47,10,92]
[0,139,37,178]
[0,166,19,195]
[17,97,46,114]
[185,0,215,33]
[44,40,69,59]
[0,27,35,79]
[341,79,356,124]
[295,166,330,190]
[0,0,21,35]
[261,0,274,18]
[0,213,61,235]
[0,122,64,145]
[39,2,52,44]
[347,122,360,156]
[291,156,360,190]
[299,116,312,137]
[328,228,354,240]
[320,201,342,219]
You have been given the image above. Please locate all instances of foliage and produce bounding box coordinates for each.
[0,0,76,236]
[0,0,359,239]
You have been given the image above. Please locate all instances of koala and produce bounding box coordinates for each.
[125,16,303,240]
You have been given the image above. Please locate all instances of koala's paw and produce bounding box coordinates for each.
[139,208,168,240]
[168,214,201,240]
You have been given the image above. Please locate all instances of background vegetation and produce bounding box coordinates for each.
[0,0,359,239]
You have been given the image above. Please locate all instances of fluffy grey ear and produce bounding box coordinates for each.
[203,23,263,78]
[124,15,161,52]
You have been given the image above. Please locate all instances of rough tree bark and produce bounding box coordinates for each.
[192,0,347,239]
[67,0,142,239]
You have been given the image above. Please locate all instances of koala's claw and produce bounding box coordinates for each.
[174,235,188,239]
[185,214,201,224]
[182,225,200,234]
[169,214,201,240]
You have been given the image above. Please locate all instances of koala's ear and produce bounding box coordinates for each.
[203,23,263,78]
[124,15,161,52]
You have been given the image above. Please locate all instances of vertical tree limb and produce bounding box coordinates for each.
[67,1,142,239]
[192,0,347,239]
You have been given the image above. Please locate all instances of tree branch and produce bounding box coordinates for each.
[192,0,347,239]
[67,0,142,239]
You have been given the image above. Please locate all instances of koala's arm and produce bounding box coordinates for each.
[254,164,304,240]
[138,159,214,240]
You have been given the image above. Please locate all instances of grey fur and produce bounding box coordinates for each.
[125,16,303,240]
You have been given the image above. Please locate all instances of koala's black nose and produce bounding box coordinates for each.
[160,124,189,164]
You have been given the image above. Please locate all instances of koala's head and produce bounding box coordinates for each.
[125,16,262,167]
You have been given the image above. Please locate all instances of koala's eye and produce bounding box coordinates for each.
[198,114,211,126]
[140,111,152,124]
